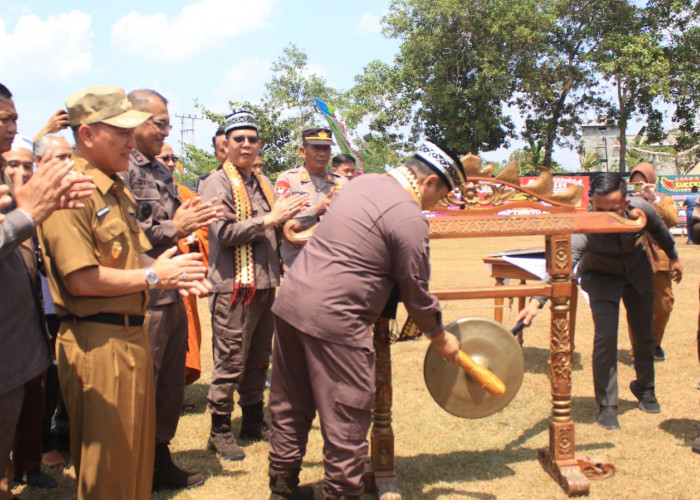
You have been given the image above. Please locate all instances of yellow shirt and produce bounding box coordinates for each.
[39,154,152,317]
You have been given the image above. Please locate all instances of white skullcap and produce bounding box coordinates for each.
[11,134,33,153]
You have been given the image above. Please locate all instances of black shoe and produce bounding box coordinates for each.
[630,380,661,413]
[654,346,666,361]
[13,472,57,488]
[240,401,271,442]
[596,406,620,430]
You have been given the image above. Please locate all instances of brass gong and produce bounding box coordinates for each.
[424,317,524,419]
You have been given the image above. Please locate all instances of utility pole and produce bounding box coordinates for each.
[175,113,203,147]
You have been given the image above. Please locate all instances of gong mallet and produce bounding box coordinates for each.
[455,350,506,397]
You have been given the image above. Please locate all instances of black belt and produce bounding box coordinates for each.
[64,313,145,327]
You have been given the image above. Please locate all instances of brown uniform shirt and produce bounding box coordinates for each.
[122,150,181,305]
[201,166,280,293]
[275,165,346,269]
[272,173,443,349]
[39,154,152,318]
[645,194,678,272]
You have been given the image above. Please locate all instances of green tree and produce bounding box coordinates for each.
[508,139,563,175]
[349,0,518,157]
[176,144,219,187]
[508,0,611,170]
[183,44,341,180]
[591,1,690,173]
[579,152,603,173]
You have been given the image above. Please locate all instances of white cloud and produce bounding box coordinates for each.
[0,10,93,81]
[213,56,272,106]
[111,0,277,63]
[354,11,382,35]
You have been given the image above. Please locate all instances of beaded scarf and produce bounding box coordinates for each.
[387,165,422,207]
[222,160,275,305]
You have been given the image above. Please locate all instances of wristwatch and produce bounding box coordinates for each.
[144,267,158,289]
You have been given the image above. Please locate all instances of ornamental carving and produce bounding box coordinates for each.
[555,240,570,270]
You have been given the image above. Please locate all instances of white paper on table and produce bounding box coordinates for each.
[501,256,548,280]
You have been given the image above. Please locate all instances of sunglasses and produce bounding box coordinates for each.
[157,155,179,163]
[151,118,173,132]
[230,135,260,144]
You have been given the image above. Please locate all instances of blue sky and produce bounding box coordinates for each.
[1,0,588,168]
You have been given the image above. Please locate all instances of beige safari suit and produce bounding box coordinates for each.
[39,154,155,500]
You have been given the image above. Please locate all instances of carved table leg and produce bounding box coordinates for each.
[364,318,402,500]
[538,235,613,496]
[494,277,505,323]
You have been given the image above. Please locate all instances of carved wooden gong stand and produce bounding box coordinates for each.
[364,163,643,498]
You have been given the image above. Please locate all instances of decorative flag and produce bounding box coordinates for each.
[313,97,364,174]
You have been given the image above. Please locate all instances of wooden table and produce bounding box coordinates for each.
[483,256,541,323]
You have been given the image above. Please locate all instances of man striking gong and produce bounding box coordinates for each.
[267,141,465,500]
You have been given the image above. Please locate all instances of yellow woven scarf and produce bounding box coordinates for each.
[387,166,422,207]
[222,160,275,305]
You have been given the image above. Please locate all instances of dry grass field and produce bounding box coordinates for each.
[12,235,700,499]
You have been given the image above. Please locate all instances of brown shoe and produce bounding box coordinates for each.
[269,466,314,499]
[41,449,66,467]
[208,413,246,461]
[153,442,204,490]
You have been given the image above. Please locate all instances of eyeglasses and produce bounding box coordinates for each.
[150,118,173,132]
[6,160,34,170]
[231,135,260,144]
[157,155,179,163]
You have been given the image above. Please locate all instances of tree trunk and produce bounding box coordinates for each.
[618,119,627,174]
[617,80,628,174]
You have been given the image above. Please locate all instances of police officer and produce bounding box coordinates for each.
[275,128,346,272]
[121,89,220,490]
[39,86,211,500]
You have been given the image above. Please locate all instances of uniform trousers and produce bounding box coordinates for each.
[626,270,674,358]
[0,385,24,495]
[588,276,655,408]
[207,289,275,414]
[57,319,155,500]
[147,301,188,443]
[652,271,674,347]
[268,317,375,497]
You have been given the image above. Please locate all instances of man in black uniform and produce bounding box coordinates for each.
[517,173,682,430]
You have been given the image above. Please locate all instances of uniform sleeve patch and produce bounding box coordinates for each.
[275,179,290,195]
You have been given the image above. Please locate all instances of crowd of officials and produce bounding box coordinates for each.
[0,80,698,500]
[0,83,462,500]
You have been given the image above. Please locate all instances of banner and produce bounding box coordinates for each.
[657,175,700,224]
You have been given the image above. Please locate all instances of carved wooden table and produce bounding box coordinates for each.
[366,208,642,498]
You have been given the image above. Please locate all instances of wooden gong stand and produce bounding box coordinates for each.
[364,185,644,498]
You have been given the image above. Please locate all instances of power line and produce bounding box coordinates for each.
[175,113,203,148]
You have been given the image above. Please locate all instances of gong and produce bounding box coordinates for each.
[424,317,525,419]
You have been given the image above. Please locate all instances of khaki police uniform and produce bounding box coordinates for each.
[39,154,155,500]
[122,149,188,445]
[275,165,345,272]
